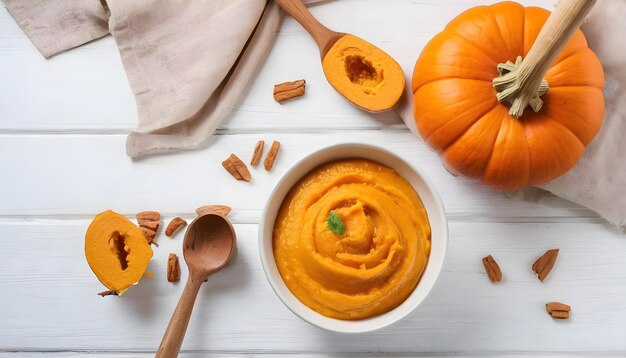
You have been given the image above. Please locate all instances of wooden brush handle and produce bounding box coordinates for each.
[493,0,597,117]
[274,0,338,56]
[522,0,596,81]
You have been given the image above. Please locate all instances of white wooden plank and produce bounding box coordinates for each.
[0,355,246,358]
[0,0,555,133]
[0,219,624,353]
[0,132,595,220]
[0,354,622,358]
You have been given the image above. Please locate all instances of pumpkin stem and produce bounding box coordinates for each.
[494,56,550,116]
[492,0,596,118]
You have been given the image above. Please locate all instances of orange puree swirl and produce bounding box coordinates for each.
[273,159,431,320]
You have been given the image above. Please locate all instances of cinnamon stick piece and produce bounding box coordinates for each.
[196,205,231,217]
[250,140,265,167]
[546,301,571,319]
[222,154,251,182]
[165,217,187,237]
[273,79,306,103]
[482,255,503,283]
[167,253,181,282]
[136,211,161,247]
[264,141,281,172]
[532,249,559,282]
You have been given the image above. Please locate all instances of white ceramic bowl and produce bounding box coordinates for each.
[258,143,448,333]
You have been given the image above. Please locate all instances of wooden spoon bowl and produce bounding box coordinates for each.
[183,214,236,275]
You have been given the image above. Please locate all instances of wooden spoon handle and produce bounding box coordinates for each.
[523,0,596,80]
[493,0,596,117]
[274,0,338,56]
[156,273,203,358]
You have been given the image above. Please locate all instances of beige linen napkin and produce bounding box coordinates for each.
[538,0,626,228]
[3,0,326,157]
[2,0,110,58]
[2,0,310,157]
[397,0,626,229]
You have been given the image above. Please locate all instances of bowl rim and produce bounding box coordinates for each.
[258,143,448,333]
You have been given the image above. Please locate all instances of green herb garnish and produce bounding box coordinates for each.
[326,211,346,236]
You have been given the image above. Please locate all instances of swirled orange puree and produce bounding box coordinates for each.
[273,159,431,320]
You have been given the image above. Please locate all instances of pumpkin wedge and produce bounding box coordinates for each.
[85,210,153,295]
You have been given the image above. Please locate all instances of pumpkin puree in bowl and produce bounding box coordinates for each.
[273,159,431,320]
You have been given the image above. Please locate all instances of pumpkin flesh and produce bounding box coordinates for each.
[85,210,153,294]
[323,35,405,112]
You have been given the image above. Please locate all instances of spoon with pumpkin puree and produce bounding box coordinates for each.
[275,0,405,112]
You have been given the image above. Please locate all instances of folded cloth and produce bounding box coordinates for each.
[2,0,317,157]
[539,0,626,229]
[397,0,626,229]
[112,0,268,156]
[2,0,110,58]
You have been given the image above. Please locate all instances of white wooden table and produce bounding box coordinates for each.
[1,0,625,356]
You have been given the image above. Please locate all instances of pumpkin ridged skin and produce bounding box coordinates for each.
[412,2,604,190]
[85,210,153,294]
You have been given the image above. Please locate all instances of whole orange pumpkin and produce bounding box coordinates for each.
[412,1,604,190]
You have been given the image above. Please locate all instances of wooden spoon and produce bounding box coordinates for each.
[274,0,404,112]
[275,0,344,58]
[156,213,236,358]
